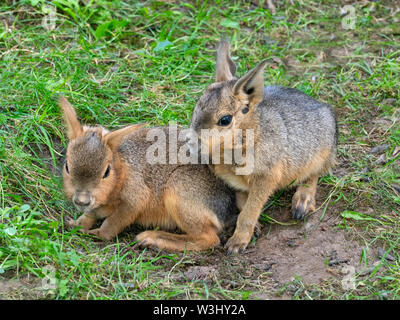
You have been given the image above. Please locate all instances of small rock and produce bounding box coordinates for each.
[184,266,218,282]
[360,167,370,174]
[328,250,349,266]
[111,64,119,72]
[375,153,386,165]
[381,292,391,300]
[373,118,393,131]
[326,267,341,276]
[377,247,395,262]
[272,57,283,65]
[360,167,372,182]
[254,262,275,271]
[370,144,389,154]
[287,239,298,247]
[263,36,276,46]
[304,222,314,232]
[329,258,349,266]
[273,15,286,21]
[381,98,396,106]
[358,261,380,276]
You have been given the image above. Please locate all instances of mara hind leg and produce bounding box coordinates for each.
[291,174,319,220]
[135,188,221,252]
[135,228,220,252]
[291,149,336,220]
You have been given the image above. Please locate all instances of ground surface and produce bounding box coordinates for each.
[0,0,399,299]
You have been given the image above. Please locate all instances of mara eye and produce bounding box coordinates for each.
[245,87,254,95]
[103,165,111,179]
[217,115,233,126]
[65,161,69,174]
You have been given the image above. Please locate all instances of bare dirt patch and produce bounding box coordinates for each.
[0,276,42,299]
[245,200,363,286]
[166,186,376,299]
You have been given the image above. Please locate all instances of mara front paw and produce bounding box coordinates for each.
[87,228,114,241]
[224,231,252,255]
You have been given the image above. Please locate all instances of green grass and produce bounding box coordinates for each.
[0,0,399,299]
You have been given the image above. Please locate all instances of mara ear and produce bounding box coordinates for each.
[233,60,268,108]
[104,123,146,151]
[59,96,83,140]
[215,39,237,82]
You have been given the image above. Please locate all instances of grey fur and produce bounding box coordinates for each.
[190,83,337,178]
[254,85,337,175]
[188,40,338,253]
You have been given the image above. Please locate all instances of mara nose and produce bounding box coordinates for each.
[73,193,91,207]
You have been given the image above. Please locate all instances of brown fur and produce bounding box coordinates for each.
[60,96,237,251]
[135,188,221,251]
[213,164,250,191]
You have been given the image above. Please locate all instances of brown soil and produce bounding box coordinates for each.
[0,276,42,299]
[246,201,363,286]
[156,185,375,299]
